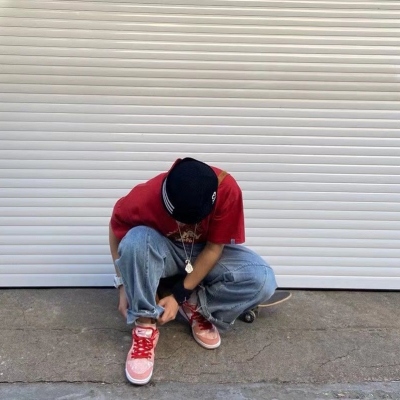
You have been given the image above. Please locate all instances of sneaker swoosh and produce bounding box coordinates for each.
[136,328,152,338]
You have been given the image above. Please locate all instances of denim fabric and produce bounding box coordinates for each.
[115,226,277,330]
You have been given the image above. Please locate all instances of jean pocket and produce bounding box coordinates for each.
[223,268,257,285]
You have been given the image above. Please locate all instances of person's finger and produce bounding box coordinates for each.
[159,295,172,307]
[158,311,169,325]
[158,297,167,307]
[157,301,168,324]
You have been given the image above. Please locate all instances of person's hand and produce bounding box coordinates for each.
[117,286,129,318]
[157,295,179,325]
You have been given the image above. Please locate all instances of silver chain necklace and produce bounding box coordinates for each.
[177,223,197,274]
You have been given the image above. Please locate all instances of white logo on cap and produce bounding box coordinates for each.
[211,191,216,204]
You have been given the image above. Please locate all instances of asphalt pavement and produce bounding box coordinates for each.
[1,288,400,399]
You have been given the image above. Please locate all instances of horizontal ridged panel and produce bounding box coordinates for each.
[1,0,399,288]
[1,94,399,111]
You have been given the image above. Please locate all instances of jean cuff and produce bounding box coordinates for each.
[197,287,234,332]
[126,305,165,325]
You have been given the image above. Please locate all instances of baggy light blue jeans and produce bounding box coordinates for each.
[115,226,277,331]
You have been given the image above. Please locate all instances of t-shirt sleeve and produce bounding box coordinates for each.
[207,174,245,244]
[109,173,167,240]
[110,190,139,240]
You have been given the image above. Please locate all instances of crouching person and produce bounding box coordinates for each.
[109,157,277,385]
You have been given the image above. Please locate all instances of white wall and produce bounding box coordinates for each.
[1,0,400,288]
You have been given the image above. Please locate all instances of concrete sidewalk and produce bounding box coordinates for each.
[1,289,400,399]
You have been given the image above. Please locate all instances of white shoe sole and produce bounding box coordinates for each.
[125,368,153,385]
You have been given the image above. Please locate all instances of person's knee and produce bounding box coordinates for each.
[246,264,277,303]
[119,226,153,252]
[257,265,277,303]
[117,225,167,271]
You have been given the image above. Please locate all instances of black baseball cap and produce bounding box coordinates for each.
[162,158,218,224]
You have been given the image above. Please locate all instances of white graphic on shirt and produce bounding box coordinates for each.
[178,229,201,243]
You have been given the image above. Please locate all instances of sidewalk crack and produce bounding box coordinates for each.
[318,347,359,368]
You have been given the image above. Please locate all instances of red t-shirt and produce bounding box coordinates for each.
[110,165,245,245]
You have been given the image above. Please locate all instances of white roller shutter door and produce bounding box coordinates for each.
[1,1,399,288]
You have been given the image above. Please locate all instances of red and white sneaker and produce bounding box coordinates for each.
[179,301,221,349]
[125,323,159,385]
